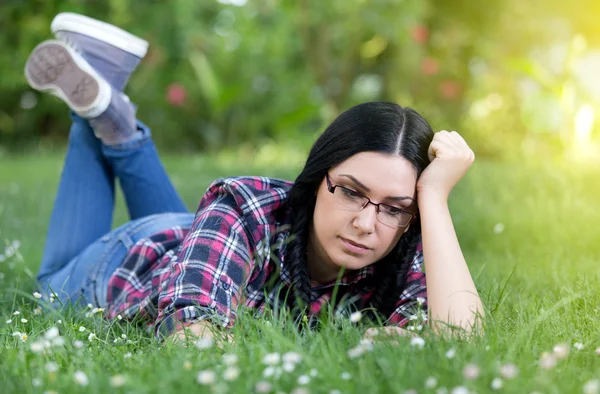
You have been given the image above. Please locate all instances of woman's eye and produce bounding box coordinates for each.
[384,206,404,216]
[341,188,361,199]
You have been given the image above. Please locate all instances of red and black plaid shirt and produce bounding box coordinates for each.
[106,177,427,338]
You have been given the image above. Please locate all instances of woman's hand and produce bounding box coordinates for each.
[417,130,475,201]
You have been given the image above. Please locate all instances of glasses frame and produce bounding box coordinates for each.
[325,173,414,228]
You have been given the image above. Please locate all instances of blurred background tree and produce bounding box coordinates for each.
[1,0,599,161]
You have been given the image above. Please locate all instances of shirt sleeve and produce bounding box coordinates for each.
[386,241,428,327]
[155,185,256,338]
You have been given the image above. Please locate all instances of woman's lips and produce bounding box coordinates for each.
[340,237,371,254]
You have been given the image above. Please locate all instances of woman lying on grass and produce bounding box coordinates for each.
[26,13,483,343]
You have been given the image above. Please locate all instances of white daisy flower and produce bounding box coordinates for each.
[73,370,89,386]
[44,327,59,340]
[350,311,362,323]
[110,374,126,388]
[73,340,84,349]
[552,343,570,360]
[499,363,519,379]
[255,381,273,393]
[491,377,503,390]
[196,370,216,385]
[425,377,438,389]
[341,371,351,380]
[13,311,20,316]
[451,386,469,394]
[263,352,281,365]
[6,319,12,324]
[462,364,480,380]
[21,318,28,323]
[574,342,585,351]
[283,351,302,364]
[124,352,132,359]
[445,348,456,359]
[410,336,425,349]
[283,362,296,372]
[45,362,59,373]
[297,375,310,385]
[78,326,86,332]
[194,337,214,350]
[223,366,240,381]
[88,333,97,342]
[33,292,42,299]
[583,379,600,394]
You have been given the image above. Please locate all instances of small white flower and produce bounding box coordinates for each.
[30,341,45,353]
[78,326,86,332]
[33,292,42,299]
[255,381,273,393]
[33,307,42,315]
[52,337,65,347]
[263,352,281,365]
[583,379,600,394]
[73,370,89,386]
[44,327,59,340]
[283,362,296,372]
[350,311,363,323]
[21,318,28,323]
[499,363,519,379]
[223,353,238,366]
[410,336,425,349]
[574,342,585,351]
[88,333,97,342]
[552,343,570,359]
[262,366,275,378]
[539,352,557,370]
[31,378,42,387]
[462,364,480,380]
[493,223,505,234]
[121,334,127,339]
[451,386,469,394]
[113,338,119,343]
[57,320,62,324]
[193,337,214,350]
[13,311,20,316]
[196,370,217,385]
[12,331,27,342]
[45,362,59,373]
[124,352,132,359]
[87,303,93,309]
[110,374,126,388]
[223,366,240,381]
[445,348,456,359]
[309,368,318,377]
[491,377,504,390]
[416,297,426,305]
[341,371,351,380]
[347,346,367,359]
[6,319,12,324]
[283,351,302,364]
[73,340,84,349]
[425,377,438,389]
[596,347,600,356]
[297,375,310,385]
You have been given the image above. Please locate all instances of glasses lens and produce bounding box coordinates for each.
[378,209,412,227]
[333,187,367,210]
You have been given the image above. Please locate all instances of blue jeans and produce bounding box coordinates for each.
[37,113,194,309]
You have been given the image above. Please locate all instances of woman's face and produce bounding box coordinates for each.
[308,151,418,284]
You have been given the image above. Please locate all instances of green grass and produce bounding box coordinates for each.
[1,150,600,394]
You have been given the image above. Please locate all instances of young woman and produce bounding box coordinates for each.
[26,13,483,341]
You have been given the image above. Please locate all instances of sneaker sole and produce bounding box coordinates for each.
[51,13,149,58]
[25,40,111,118]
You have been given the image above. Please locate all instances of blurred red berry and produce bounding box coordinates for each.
[420,57,439,75]
[166,83,186,107]
[410,25,429,44]
[439,80,461,99]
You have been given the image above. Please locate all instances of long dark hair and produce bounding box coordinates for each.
[284,101,434,321]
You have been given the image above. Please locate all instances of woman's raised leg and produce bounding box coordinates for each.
[37,114,115,282]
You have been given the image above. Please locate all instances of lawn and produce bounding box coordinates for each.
[1,149,599,394]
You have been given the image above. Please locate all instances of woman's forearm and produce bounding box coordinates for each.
[418,192,484,334]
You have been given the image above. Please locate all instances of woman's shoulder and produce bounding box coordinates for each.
[199,176,293,224]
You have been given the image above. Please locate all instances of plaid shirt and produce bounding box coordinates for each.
[106,177,427,338]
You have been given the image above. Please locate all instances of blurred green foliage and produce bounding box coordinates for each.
[1,0,599,158]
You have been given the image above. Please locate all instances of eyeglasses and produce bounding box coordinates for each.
[325,173,414,228]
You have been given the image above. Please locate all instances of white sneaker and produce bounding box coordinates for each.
[51,12,148,58]
[25,40,111,118]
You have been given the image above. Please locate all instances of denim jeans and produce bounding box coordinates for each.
[37,113,194,309]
